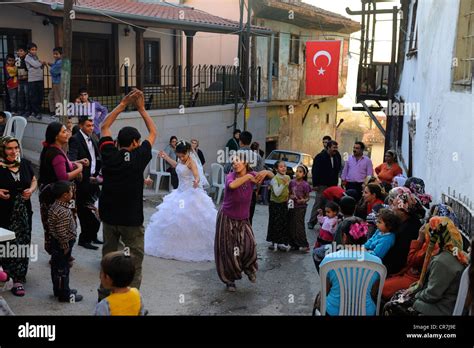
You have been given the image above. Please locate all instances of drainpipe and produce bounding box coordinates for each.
[267,33,274,101]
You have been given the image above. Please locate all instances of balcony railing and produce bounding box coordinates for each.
[356,62,394,102]
[441,187,473,251]
[0,64,262,113]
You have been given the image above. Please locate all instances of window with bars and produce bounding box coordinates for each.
[452,0,473,90]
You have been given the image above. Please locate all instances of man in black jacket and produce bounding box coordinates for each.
[68,116,102,250]
[308,140,342,229]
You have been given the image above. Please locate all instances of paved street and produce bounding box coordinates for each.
[3,190,320,315]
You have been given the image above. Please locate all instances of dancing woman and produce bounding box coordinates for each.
[215,151,273,292]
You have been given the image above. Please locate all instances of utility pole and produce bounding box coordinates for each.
[59,0,74,125]
[233,0,245,133]
[243,0,251,131]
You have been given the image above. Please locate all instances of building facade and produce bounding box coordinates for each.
[397,0,474,203]
[186,0,360,157]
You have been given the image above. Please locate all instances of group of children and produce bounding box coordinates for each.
[265,160,402,265]
[4,43,63,119]
[311,191,402,270]
[266,161,312,252]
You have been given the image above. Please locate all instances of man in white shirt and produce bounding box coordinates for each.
[68,117,102,250]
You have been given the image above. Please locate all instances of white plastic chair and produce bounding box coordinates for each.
[453,265,471,315]
[1,111,12,136]
[3,116,27,145]
[149,149,171,193]
[317,259,387,316]
[211,163,225,204]
[0,227,15,242]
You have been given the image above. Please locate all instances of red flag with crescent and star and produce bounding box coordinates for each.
[306,41,341,96]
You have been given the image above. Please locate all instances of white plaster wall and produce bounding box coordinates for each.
[183,0,243,66]
[398,0,474,203]
[22,103,268,174]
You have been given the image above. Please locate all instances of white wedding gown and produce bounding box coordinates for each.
[145,162,217,262]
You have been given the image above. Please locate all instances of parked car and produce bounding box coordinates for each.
[264,150,313,185]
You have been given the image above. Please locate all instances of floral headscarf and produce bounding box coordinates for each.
[429,203,460,228]
[392,191,426,220]
[410,217,469,293]
[0,136,21,169]
[386,186,411,205]
[405,177,432,208]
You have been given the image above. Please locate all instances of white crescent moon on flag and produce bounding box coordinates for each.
[313,50,332,67]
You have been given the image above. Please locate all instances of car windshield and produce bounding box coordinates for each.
[267,151,300,163]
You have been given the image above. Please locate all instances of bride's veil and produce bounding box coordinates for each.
[190,150,209,188]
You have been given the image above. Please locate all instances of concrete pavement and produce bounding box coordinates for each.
[2,191,320,315]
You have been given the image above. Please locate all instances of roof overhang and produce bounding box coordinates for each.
[9,1,273,35]
[252,0,360,34]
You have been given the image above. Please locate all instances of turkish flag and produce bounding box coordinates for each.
[306,41,341,96]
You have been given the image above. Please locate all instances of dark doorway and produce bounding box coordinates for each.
[265,139,278,157]
[71,33,115,99]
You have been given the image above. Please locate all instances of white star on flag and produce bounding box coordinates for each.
[317,67,326,75]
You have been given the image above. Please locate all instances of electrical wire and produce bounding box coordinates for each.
[0,0,407,42]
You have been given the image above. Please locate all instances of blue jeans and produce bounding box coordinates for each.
[18,82,29,114]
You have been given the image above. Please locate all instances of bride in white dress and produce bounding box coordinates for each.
[145,140,217,262]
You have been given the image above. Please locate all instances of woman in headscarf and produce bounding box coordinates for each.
[385,186,411,206]
[405,177,432,208]
[383,191,425,275]
[392,174,407,188]
[381,203,459,300]
[0,136,37,297]
[384,216,468,316]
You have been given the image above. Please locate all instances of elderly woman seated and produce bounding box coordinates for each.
[382,204,459,301]
[384,216,468,316]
